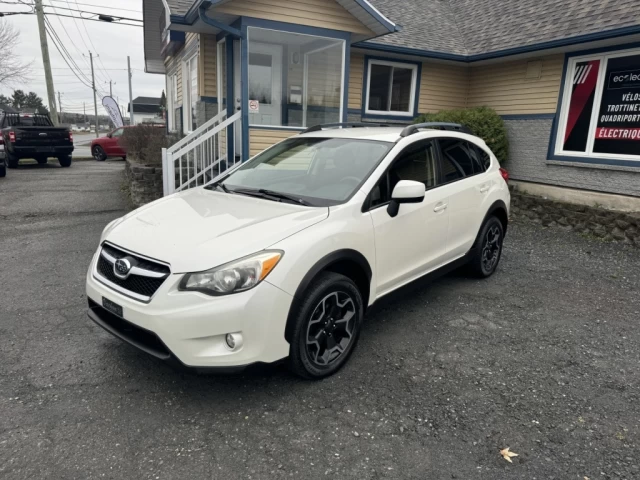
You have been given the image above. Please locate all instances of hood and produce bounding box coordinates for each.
[103,188,328,273]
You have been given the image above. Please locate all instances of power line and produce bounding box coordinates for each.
[47,0,141,13]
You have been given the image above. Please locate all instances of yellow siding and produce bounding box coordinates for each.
[250,128,297,156]
[185,32,198,48]
[468,54,564,114]
[349,52,364,110]
[419,63,469,113]
[165,56,183,105]
[199,34,217,97]
[212,0,374,35]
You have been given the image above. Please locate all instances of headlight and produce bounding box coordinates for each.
[179,251,283,296]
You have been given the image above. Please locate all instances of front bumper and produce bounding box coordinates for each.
[86,251,293,369]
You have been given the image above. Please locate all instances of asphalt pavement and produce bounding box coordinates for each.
[1,161,639,479]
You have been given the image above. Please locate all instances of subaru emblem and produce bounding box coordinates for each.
[114,258,132,279]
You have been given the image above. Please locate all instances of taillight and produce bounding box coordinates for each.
[69,132,73,143]
[499,167,509,183]
[8,131,16,143]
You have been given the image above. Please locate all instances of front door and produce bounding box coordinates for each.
[248,43,283,126]
[103,128,124,156]
[368,140,450,296]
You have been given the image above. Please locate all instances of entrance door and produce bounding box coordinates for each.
[248,43,283,126]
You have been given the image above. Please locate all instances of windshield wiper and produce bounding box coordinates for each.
[258,189,311,206]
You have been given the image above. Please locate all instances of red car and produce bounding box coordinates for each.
[91,127,127,161]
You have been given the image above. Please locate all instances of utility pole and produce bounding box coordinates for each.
[128,56,135,125]
[83,102,86,123]
[57,91,62,123]
[89,52,99,138]
[35,0,59,126]
[109,80,113,97]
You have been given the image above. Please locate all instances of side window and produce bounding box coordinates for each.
[112,128,124,138]
[439,138,476,178]
[474,145,491,171]
[370,140,437,208]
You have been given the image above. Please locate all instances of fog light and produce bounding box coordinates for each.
[225,333,243,350]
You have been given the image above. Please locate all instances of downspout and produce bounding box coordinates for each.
[198,1,248,161]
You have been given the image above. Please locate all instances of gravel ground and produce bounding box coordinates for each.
[1,162,639,480]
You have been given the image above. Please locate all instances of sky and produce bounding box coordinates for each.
[0,0,165,117]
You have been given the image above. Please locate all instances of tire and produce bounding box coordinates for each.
[35,156,48,165]
[92,146,107,161]
[288,272,364,380]
[468,216,505,278]
[6,153,19,169]
[0,159,6,178]
[58,155,72,168]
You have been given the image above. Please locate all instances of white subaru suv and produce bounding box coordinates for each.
[86,123,510,379]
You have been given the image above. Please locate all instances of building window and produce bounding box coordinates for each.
[365,59,418,117]
[556,47,640,161]
[246,27,345,128]
[184,54,198,131]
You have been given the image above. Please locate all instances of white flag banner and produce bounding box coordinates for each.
[102,96,124,128]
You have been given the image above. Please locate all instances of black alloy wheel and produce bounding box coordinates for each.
[306,291,357,367]
[469,216,504,278]
[93,146,107,161]
[289,272,364,379]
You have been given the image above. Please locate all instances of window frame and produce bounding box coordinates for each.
[554,46,640,162]
[364,57,420,118]
[437,138,487,183]
[183,52,199,133]
[363,138,439,212]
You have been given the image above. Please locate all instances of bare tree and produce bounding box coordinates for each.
[0,20,30,87]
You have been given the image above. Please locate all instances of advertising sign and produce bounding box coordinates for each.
[102,96,124,129]
[594,54,640,155]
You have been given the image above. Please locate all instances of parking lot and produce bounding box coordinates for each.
[1,161,639,479]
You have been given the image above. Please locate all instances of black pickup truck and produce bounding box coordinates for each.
[0,112,74,170]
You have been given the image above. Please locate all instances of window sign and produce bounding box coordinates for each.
[556,48,640,161]
[563,60,600,152]
[593,54,640,155]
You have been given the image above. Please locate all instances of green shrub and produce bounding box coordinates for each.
[414,106,509,164]
[121,126,182,165]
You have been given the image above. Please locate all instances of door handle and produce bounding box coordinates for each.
[433,203,448,213]
[480,185,490,193]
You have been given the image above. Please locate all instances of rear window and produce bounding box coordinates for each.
[4,115,52,127]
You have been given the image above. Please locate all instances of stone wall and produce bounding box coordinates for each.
[124,160,164,208]
[504,118,640,198]
[510,189,640,247]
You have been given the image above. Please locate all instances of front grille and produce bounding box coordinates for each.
[88,299,171,360]
[95,244,170,301]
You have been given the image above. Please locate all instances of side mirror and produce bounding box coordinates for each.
[107,133,112,138]
[387,180,426,217]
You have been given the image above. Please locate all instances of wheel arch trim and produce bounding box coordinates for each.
[284,249,372,343]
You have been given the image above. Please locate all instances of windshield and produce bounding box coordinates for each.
[214,137,392,206]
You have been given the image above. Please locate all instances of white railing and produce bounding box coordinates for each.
[162,109,242,195]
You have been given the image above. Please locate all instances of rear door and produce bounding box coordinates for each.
[436,137,492,257]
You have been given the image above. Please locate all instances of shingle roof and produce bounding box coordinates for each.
[132,96,161,105]
[367,0,640,56]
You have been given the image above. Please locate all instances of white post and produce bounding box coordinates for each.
[162,148,169,196]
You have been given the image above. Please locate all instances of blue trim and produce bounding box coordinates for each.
[547,155,640,169]
[282,45,289,125]
[240,28,250,161]
[361,55,422,121]
[355,25,640,63]
[198,3,242,37]
[200,96,218,104]
[347,108,361,115]
[343,40,351,122]
[564,40,640,58]
[501,113,556,121]
[250,125,305,132]
[225,39,235,163]
[546,51,570,160]
[242,17,351,41]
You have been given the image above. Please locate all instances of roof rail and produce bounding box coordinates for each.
[399,122,472,138]
[300,122,389,134]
